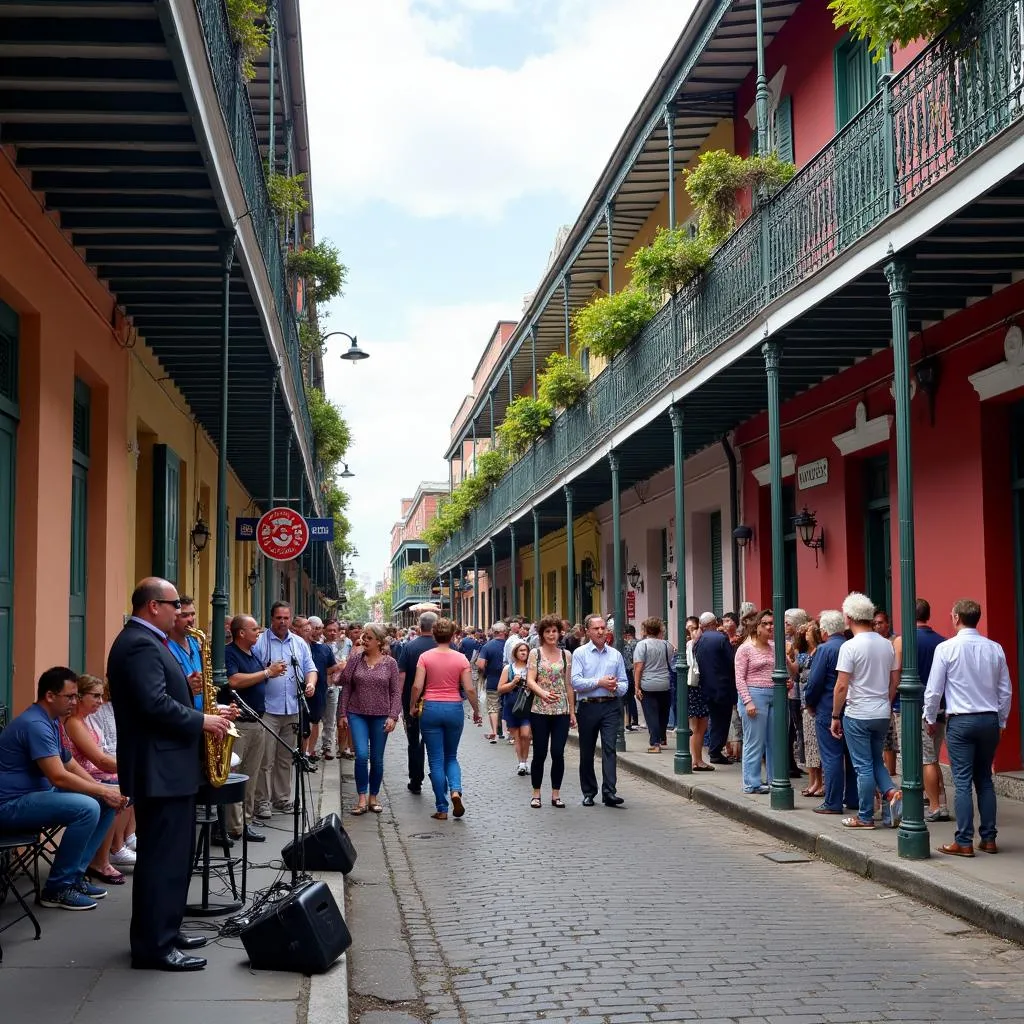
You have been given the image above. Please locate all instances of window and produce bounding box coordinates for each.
[710,511,723,616]
[835,35,880,130]
[152,445,181,586]
[70,378,91,672]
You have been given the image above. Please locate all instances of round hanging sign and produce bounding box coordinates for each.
[256,507,309,561]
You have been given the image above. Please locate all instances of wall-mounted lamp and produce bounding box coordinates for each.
[792,507,825,566]
[914,356,940,426]
[247,567,260,588]
[580,562,604,591]
[626,564,644,593]
[732,524,753,550]
[190,511,210,553]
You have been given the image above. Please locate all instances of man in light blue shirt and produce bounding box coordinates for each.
[572,615,629,807]
[251,602,317,812]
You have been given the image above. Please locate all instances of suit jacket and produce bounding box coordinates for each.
[693,629,737,704]
[107,619,205,800]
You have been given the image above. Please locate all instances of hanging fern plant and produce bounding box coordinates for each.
[828,0,972,61]
[627,227,713,298]
[572,288,656,361]
[287,239,348,303]
[226,0,271,81]
[537,352,589,409]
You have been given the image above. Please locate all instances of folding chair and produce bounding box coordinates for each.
[0,833,42,962]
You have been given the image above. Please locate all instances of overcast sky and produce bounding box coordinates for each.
[303,0,693,585]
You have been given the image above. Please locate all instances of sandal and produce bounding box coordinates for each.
[530,797,542,809]
[430,811,448,820]
[368,802,384,814]
[350,805,368,816]
[647,746,661,754]
[551,798,566,808]
[801,787,816,797]
[86,866,126,885]
[841,817,875,829]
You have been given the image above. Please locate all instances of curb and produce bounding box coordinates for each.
[569,733,1024,946]
[306,759,350,1024]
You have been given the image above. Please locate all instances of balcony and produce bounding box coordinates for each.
[437,0,1024,570]
[393,578,439,615]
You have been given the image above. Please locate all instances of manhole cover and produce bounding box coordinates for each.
[761,850,811,864]
[408,832,447,840]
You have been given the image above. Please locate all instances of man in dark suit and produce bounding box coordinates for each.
[692,611,738,764]
[107,577,231,972]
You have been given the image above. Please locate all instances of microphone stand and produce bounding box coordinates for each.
[232,689,312,891]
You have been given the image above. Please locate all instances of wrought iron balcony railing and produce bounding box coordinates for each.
[393,578,438,613]
[437,0,1024,570]
[194,0,316,460]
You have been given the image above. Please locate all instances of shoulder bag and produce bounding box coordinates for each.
[510,654,536,717]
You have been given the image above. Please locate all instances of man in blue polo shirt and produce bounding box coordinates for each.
[0,667,123,910]
[476,622,508,742]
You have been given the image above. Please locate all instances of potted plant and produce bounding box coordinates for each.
[572,287,657,360]
[537,352,589,409]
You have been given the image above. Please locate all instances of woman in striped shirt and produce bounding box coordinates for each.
[734,609,776,794]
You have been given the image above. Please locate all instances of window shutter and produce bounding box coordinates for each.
[774,94,794,163]
[710,510,723,616]
[153,444,181,586]
[750,121,759,157]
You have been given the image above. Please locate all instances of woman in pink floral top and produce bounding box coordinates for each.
[339,623,402,815]
[734,609,776,794]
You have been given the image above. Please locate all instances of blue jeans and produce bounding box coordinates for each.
[347,713,389,796]
[667,674,678,730]
[815,706,858,811]
[0,789,115,891]
[420,702,465,812]
[945,712,1000,846]
[843,716,896,823]
[739,687,773,791]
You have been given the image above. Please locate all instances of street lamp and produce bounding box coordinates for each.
[322,330,369,363]
[340,463,354,479]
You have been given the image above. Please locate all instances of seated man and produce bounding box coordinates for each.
[0,666,125,910]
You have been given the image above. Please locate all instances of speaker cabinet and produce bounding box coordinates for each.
[281,813,357,874]
[240,880,351,973]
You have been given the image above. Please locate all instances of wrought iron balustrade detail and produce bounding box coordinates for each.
[435,0,1024,568]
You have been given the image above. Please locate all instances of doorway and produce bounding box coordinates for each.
[0,300,17,710]
[864,455,892,619]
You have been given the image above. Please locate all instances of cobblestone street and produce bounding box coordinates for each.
[346,721,1024,1024]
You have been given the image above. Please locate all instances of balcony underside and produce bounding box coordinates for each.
[448,169,1024,570]
[0,0,311,509]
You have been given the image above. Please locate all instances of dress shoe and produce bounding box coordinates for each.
[709,754,734,765]
[979,840,999,854]
[132,948,207,971]
[938,841,975,857]
[603,795,625,807]
[209,829,234,849]
[407,783,422,795]
[581,795,595,807]
[173,933,209,951]
[230,825,266,843]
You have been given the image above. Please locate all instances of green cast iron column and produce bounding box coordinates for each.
[211,233,235,690]
[887,256,929,859]
[473,553,479,627]
[565,485,576,627]
[508,364,513,404]
[264,369,278,624]
[532,508,541,623]
[664,106,676,230]
[266,1,277,175]
[754,0,771,155]
[669,403,692,773]
[488,393,495,444]
[605,203,615,294]
[562,275,572,358]
[448,569,455,620]
[530,325,538,400]
[509,524,517,616]
[762,339,794,810]
[609,451,626,752]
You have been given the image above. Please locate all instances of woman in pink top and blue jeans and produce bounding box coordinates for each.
[410,618,482,819]
[735,610,777,793]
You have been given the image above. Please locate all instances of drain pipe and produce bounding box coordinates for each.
[721,433,741,610]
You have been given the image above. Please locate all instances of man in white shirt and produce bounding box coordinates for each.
[924,598,1012,857]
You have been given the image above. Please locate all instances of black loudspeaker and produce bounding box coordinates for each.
[281,813,357,874]
[240,880,351,973]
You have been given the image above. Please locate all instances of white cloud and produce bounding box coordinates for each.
[302,0,695,219]
[321,300,513,582]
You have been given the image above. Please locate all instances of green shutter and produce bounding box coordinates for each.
[710,510,723,616]
[835,36,880,129]
[153,444,181,586]
[69,378,91,673]
[774,94,794,163]
[750,121,759,157]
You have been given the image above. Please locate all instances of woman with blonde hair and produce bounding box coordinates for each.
[339,622,401,815]
[410,618,482,820]
[63,674,136,883]
[497,639,533,776]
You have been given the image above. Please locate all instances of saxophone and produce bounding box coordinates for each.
[186,625,237,787]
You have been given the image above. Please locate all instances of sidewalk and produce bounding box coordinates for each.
[572,729,1024,945]
[2,763,349,1024]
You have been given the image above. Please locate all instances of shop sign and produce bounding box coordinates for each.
[797,458,829,491]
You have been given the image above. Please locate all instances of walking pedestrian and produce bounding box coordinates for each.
[340,623,401,816]
[475,622,508,742]
[621,624,640,731]
[497,639,533,775]
[793,620,823,797]
[409,618,482,820]
[734,609,776,794]
[831,592,902,830]
[398,612,437,796]
[693,612,737,765]
[572,615,628,808]
[633,617,678,757]
[525,615,575,808]
[924,598,1012,856]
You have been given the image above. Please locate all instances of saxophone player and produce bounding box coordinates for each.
[107,578,232,972]
[167,597,203,708]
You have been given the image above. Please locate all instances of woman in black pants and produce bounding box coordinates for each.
[525,614,576,808]
[633,617,678,756]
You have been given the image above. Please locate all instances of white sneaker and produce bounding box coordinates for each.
[110,846,137,868]
[517,762,528,776]
[124,833,137,852]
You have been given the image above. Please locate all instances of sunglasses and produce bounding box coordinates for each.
[155,599,182,609]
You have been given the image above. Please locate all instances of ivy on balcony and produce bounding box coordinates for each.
[627,227,713,299]
[267,170,309,217]
[496,395,555,458]
[828,0,972,61]
[287,239,348,303]
[572,288,657,360]
[402,561,437,587]
[537,352,589,409]
[226,0,270,81]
